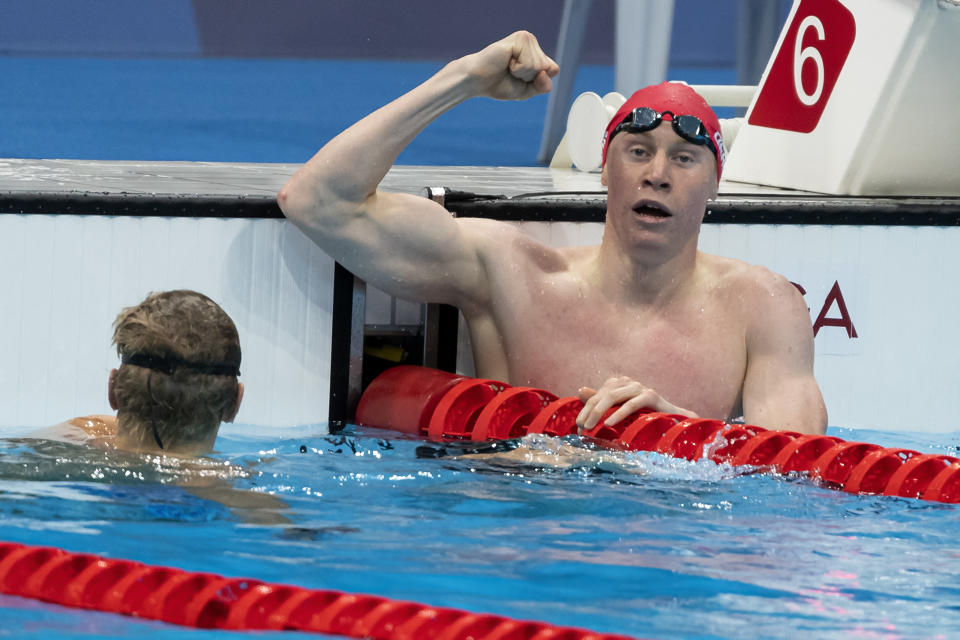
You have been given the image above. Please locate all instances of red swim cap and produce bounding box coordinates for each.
[601,82,725,181]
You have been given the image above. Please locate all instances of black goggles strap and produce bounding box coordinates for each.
[122,352,240,377]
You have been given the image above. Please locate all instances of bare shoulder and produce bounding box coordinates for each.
[69,415,118,437]
[28,415,117,445]
[700,253,808,323]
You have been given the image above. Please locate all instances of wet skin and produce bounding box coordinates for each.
[278,31,826,433]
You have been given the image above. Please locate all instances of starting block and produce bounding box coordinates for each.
[724,0,960,196]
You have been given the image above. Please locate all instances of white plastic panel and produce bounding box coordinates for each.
[724,0,960,196]
[0,214,334,430]
[701,223,960,432]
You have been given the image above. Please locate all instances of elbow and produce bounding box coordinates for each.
[276,185,290,210]
[276,177,305,223]
[277,174,326,229]
[277,175,362,235]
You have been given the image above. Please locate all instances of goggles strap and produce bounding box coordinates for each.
[122,352,240,377]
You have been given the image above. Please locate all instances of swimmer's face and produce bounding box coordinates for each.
[601,122,717,255]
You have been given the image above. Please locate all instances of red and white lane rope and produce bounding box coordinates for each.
[0,541,634,639]
[356,366,960,503]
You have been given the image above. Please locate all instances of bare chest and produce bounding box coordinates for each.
[471,275,748,420]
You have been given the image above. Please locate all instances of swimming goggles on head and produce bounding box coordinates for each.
[611,107,717,157]
[122,352,240,377]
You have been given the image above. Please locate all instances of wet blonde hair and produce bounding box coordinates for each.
[111,290,241,451]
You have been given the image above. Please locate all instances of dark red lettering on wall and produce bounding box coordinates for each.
[812,280,858,338]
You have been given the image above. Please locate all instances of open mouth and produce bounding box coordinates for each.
[632,201,672,218]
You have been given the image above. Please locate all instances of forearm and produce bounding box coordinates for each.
[278,58,478,222]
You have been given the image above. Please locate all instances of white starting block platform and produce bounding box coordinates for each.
[558,0,960,196]
[725,0,960,196]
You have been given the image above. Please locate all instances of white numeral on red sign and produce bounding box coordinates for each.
[794,15,826,106]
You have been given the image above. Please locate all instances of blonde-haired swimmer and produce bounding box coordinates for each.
[35,290,244,457]
[279,31,826,435]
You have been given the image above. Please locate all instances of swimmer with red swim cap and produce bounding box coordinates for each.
[280,31,827,435]
[602,81,726,180]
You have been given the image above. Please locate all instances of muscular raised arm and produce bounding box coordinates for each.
[277,31,558,308]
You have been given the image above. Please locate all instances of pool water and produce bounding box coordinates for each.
[1,423,959,639]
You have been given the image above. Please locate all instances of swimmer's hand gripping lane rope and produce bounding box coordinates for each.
[0,541,635,639]
[355,366,960,503]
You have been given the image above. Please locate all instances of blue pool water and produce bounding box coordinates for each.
[1,424,959,639]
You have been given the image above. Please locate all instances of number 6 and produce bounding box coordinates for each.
[794,15,826,106]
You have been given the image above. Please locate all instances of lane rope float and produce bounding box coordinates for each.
[0,541,635,639]
[355,366,960,503]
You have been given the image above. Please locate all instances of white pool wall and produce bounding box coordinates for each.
[0,214,333,430]
[2,212,955,434]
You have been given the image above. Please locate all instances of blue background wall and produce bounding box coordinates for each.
[0,0,740,65]
[0,0,788,165]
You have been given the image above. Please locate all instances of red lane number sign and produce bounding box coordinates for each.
[749,0,856,133]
